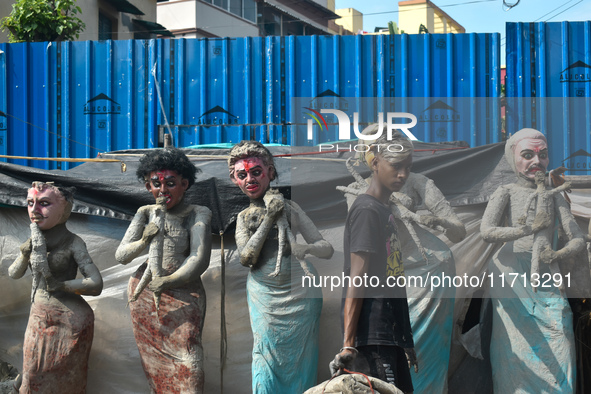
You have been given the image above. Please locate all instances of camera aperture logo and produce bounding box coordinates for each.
[305,109,418,152]
[304,107,328,132]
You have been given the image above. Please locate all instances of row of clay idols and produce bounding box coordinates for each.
[8,128,587,394]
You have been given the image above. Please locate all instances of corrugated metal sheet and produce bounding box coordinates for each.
[0,40,159,169]
[506,21,591,174]
[0,34,499,169]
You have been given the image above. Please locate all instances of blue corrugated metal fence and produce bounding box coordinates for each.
[506,21,591,173]
[0,33,500,169]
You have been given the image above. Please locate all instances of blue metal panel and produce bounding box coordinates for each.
[0,43,6,161]
[384,33,500,145]
[0,34,500,168]
[506,21,591,173]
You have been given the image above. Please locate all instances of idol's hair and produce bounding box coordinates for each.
[136,148,199,189]
[227,140,277,181]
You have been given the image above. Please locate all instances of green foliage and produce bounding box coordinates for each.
[388,21,399,35]
[0,0,85,43]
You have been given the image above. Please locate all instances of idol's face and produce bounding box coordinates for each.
[231,157,273,200]
[514,138,549,180]
[27,187,69,230]
[145,170,189,209]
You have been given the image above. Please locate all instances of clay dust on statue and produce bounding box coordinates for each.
[338,157,448,264]
[228,140,334,393]
[28,222,49,302]
[127,196,167,310]
[116,148,212,393]
[480,128,585,393]
[9,181,103,394]
[518,171,571,293]
[263,188,314,277]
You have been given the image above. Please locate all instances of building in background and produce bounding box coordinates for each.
[157,0,352,38]
[0,0,169,43]
[398,0,465,34]
[334,7,363,34]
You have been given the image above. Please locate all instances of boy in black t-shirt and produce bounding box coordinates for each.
[330,127,418,394]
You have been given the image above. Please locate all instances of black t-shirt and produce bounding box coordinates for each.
[343,193,414,348]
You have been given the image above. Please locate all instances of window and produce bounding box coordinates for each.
[243,0,256,22]
[203,0,256,23]
[213,0,228,9]
[230,0,242,17]
[98,13,113,40]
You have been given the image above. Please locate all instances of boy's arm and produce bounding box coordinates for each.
[343,251,370,347]
[329,251,370,375]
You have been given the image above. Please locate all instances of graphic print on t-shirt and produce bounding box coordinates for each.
[386,213,404,277]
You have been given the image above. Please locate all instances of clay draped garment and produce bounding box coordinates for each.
[246,218,322,394]
[395,175,458,394]
[485,185,576,393]
[488,239,575,393]
[397,219,455,394]
[20,290,94,394]
[127,212,206,394]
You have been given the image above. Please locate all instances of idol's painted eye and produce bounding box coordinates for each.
[27,200,33,206]
[40,201,50,206]
[522,152,533,160]
[252,169,262,177]
[539,152,548,159]
[236,172,247,180]
[166,181,176,187]
[151,180,161,188]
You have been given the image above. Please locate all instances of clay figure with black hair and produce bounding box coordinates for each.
[116,147,212,393]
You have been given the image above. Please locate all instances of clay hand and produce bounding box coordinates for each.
[291,243,309,260]
[404,347,419,373]
[540,246,558,264]
[20,238,32,256]
[149,276,169,294]
[531,211,551,233]
[265,197,284,219]
[142,222,159,242]
[45,275,65,293]
[329,348,357,376]
[418,215,441,229]
[550,166,567,177]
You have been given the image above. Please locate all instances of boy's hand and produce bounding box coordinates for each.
[404,347,419,373]
[329,348,357,376]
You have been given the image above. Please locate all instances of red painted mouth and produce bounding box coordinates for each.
[246,184,259,192]
[527,166,544,174]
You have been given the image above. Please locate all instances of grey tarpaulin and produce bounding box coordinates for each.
[0,141,505,234]
[0,142,588,393]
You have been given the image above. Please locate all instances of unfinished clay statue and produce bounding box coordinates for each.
[115,148,212,393]
[228,140,334,393]
[337,125,466,393]
[9,182,103,393]
[480,128,585,393]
